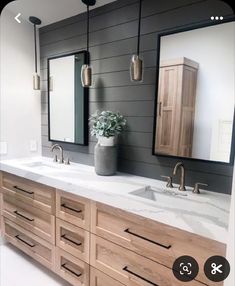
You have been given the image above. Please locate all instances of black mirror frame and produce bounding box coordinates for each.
[152,17,235,166]
[47,50,89,146]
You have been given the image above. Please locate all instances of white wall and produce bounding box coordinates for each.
[0,8,42,159]
[160,22,235,162]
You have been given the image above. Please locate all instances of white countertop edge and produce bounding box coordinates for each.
[0,157,230,244]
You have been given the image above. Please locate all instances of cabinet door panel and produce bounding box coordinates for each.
[90,234,203,286]
[56,190,90,230]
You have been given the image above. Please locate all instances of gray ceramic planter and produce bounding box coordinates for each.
[94,143,117,176]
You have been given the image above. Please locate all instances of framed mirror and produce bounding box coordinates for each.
[48,51,89,145]
[153,20,235,164]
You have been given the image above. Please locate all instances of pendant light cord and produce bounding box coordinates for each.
[137,0,142,56]
[87,4,90,53]
[34,24,38,73]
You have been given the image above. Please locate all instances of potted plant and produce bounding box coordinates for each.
[89,110,127,146]
[89,111,127,175]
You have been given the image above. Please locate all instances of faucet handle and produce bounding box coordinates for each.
[161,175,173,188]
[64,158,70,165]
[53,154,58,162]
[192,182,208,194]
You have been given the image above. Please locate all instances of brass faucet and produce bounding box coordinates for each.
[173,162,186,191]
[51,144,64,164]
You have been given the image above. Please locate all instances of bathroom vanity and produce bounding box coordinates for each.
[0,157,230,286]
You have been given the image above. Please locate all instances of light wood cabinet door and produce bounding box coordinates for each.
[90,267,124,286]
[156,65,179,155]
[56,190,90,230]
[91,202,225,286]
[56,218,89,263]
[2,194,55,244]
[55,247,89,286]
[155,58,198,157]
[1,172,55,214]
[90,234,203,286]
[3,218,55,270]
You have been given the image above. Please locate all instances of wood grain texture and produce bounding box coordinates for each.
[2,194,55,244]
[90,234,204,286]
[39,0,234,194]
[1,172,56,214]
[90,267,125,286]
[56,218,90,263]
[3,218,55,271]
[91,202,225,286]
[56,189,90,230]
[55,247,90,286]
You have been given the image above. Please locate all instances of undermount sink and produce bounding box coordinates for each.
[130,185,188,203]
[23,161,59,170]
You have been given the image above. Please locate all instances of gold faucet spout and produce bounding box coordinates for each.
[173,162,186,191]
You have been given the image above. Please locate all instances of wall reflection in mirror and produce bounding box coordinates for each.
[153,21,235,163]
[48,51,88,145]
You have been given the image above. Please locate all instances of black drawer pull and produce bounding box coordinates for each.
[61,234,82,246]
[61,263,82,277]
[61,203,82,213]
[124,228,171,249]
[13,186,34,195]
[123,266,159,286]
[15,235,36,248]
[14,210,34,222]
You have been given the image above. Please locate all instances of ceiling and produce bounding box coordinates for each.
[6,0,117,27]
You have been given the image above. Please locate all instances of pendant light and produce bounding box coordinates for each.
[81,0,96,87]
[29,16,41,90]
[130,0,143,82]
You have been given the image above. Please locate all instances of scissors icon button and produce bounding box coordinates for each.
[211,263,223,275]
[204,256,230,282]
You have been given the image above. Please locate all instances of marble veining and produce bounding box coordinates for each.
[0,157,231,243]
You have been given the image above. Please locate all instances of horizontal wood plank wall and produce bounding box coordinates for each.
[40,0,234,194]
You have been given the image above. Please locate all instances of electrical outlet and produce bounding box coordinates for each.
[0,142,8,154]
[30,140,38,152]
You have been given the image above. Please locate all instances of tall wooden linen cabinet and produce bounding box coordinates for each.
[155,57,199,157]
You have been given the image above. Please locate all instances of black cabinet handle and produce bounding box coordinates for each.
[123,266,159,286]
[15,235,36,248]
[61,203,82,213]
[61,234,82,246]
[14,210,34,222]
[124,228,171,249]
[61,263,82,277]
[13,185,34,195]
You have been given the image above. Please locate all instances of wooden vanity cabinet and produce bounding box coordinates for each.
[0,172,226,286]
[155,57,198,157]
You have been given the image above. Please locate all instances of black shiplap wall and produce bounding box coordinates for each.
[40,0,234,194]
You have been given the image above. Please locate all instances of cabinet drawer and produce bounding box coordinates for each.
[56,190,90,230]
[91,202,225,286]
[91,234,203,286]
[55,247,89,286]
[56,218,89,263]
[90,267,124,286]
[2,194,55,243]
[1,172,55,214]
[3,218,55,270]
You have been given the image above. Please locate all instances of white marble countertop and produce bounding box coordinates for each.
[0,157,231,244]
